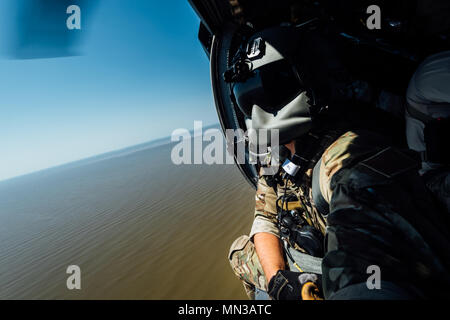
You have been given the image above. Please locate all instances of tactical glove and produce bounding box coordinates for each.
[267,270,323,300]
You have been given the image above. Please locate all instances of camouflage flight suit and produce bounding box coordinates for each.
[230,126,450,299]
[228,128,393,298]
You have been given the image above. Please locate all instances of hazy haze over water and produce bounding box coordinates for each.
[0,140,254,299]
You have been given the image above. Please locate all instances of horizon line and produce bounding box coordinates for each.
[0,122,221,184]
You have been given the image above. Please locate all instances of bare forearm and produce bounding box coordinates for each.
[254,232,286,283]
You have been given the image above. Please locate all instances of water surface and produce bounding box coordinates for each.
[0,142,255,299]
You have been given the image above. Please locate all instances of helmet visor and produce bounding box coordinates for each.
[233,59,303,117]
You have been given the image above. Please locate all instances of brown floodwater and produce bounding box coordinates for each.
[0,141,255,299]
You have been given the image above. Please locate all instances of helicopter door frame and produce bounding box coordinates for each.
[210,23,258,189]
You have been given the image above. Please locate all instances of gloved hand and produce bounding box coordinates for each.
[267,270,323,300]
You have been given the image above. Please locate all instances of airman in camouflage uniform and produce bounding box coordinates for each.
[229,127,389,297]
[230,125,450,299]
[225,23,450,300]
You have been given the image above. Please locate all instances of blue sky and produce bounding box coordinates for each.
[0,1,217,181]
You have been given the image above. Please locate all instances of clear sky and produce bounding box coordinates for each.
[0,0,217,181]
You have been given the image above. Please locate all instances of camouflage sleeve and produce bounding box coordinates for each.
[249,175,280,240]
[318,130,390,204]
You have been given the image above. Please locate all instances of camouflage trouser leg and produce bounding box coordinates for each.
[228,235,267,299]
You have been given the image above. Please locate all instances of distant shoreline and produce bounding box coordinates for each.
[0,123,220,184]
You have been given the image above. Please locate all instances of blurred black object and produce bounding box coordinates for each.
[9,0,98,59]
